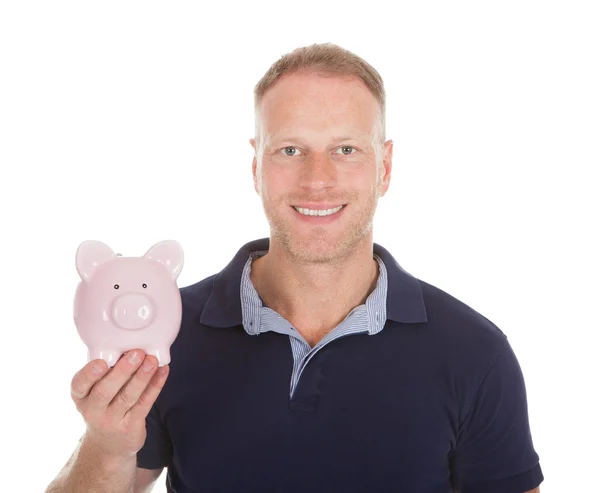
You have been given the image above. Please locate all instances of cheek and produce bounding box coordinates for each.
[260,167,293,200]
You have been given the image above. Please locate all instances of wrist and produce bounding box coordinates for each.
[81,433,136,472]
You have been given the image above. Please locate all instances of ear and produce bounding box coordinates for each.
[143,240,184,279]
[379,139,393,197]
[250,138,259,195]
[75,240,116,282]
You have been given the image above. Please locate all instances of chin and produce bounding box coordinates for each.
[288,234,349,263]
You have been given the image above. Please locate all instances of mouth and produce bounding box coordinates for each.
[290,204,347,223]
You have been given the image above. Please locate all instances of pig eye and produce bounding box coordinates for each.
[142,283,147,288]
[114,284,119,289]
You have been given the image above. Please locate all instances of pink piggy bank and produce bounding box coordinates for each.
[73,240,184,368]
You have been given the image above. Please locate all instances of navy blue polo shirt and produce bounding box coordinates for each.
[240,248,390,400]
[137,237,544,493]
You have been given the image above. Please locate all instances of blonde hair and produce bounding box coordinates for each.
[253,42,386,160]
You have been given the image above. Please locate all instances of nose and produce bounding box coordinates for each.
[299,152,338,189]
[111,293,155,330]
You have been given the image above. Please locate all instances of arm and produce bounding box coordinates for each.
[449,339,544,493]
[45,433,137,493]
[526,489,540,493]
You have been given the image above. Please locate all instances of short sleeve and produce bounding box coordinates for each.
[136,401,173,470]
[449,339,544,493]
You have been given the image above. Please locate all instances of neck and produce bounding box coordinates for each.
[250,235,379,345]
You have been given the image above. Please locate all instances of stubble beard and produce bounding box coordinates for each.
[262,184,380,266]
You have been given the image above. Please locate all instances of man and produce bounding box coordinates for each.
[50,42,544,493]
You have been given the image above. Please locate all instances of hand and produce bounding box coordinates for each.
[70,349,170,460]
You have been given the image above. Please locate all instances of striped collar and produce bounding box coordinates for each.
[239,250,388,336]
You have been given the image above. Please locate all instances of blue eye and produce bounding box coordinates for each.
[280,146,357,156]
[281,147,300,156]
[336,146,357,155]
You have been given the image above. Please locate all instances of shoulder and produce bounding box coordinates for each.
[172,274,219,341]
[179,274,217,310]
[397,278,511,379]
[417,278,508,344]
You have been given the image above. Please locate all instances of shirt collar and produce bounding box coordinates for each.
[199,237,428,328]
[240,250,389,336]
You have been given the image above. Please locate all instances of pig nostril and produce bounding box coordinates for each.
[142,283,147,288]
[138,305,150,320]
[114,284,119,289]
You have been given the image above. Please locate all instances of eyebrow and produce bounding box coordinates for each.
[268,134,371,145]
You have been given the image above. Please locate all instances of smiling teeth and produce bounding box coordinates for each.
[293,205,344,216]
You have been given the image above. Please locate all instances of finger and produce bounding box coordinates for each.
[106,354,161,418]
[128,363,170,422]
[71,357,110,401]
[85,349,146,412]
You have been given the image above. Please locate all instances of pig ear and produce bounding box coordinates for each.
[75,240,116,282]
[144,240,184,279]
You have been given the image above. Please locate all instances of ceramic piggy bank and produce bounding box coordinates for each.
[73,240,184,368]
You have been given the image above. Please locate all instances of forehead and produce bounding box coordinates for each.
[98,257,167,281]
[259,72,380,137]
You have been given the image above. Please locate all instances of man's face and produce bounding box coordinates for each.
[250,71,393,264]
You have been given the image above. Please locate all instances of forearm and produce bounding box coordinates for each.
[45,434,137,493]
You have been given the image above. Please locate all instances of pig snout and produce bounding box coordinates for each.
[110,293,155,330]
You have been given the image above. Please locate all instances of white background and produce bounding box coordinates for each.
[1,1,598,492]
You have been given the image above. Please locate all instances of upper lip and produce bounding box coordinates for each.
[292,203,346,209]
